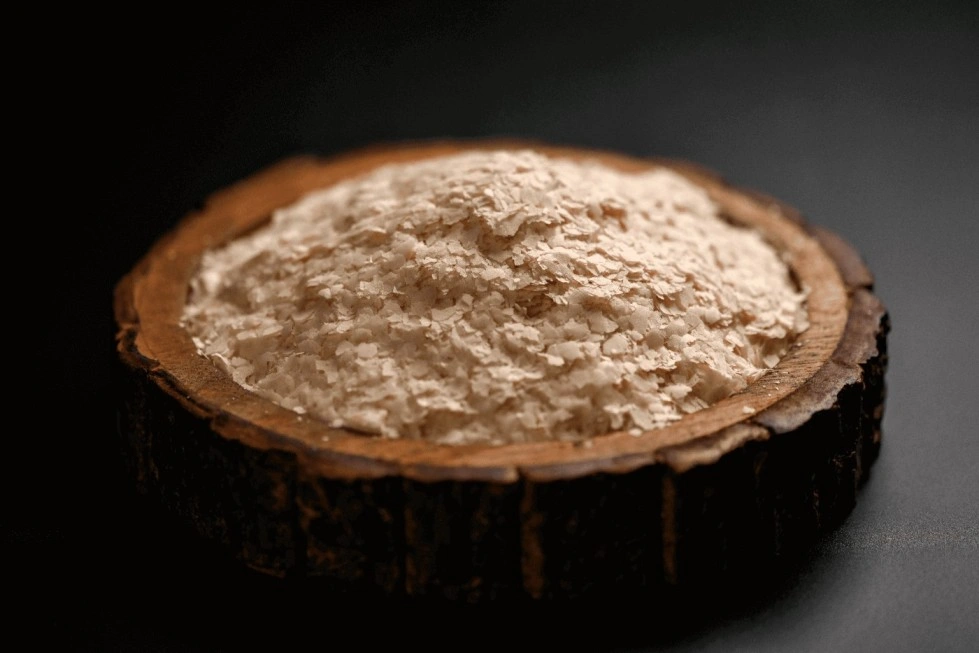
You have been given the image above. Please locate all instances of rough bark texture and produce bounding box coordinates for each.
[114,142,888,601]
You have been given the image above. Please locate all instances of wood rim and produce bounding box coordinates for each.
[116,139,850,483]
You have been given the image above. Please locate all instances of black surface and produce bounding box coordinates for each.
[16,2,978,650]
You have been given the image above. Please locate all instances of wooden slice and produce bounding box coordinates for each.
[114,140,889,601]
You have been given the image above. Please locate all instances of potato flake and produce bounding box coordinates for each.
[183,150,808,445]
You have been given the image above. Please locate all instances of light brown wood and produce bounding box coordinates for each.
[114,140,888,599]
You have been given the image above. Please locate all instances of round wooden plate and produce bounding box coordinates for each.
[114,140,889,601]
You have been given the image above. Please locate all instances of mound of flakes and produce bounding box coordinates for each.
[183,150,809,445]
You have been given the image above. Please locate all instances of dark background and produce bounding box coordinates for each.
[15,1,978,650]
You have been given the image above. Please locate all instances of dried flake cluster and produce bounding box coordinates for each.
[183,150,809,445]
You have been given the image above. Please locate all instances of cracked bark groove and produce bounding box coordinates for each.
[114,140,888,601]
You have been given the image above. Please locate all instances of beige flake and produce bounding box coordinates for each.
[182,150,808,445]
